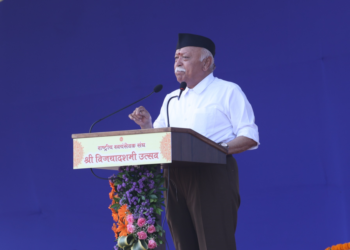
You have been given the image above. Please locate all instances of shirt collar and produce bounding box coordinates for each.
[191,73,215,94]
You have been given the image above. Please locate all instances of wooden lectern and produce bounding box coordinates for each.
[72,127,227,170]
[72,127,227,250]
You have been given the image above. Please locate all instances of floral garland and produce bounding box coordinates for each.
[326,242,350,250]
[109,165,166,250]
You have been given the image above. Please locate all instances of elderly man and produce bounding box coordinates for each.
[129,33,259,250]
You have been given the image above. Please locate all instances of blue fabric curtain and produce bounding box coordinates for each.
[0,0,349,249]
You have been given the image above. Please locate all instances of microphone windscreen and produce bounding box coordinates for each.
[154,84,163,93]
[180,82,187,90]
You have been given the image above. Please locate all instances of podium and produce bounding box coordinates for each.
[72,127,227,170]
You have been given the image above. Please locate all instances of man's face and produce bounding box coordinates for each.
[174,46,203,85]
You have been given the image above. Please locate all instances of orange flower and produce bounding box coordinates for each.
[109,181,116,200]
[114,204,130,237]
[332,245,342,250]
[326,242,350,250]
[341,244,346,250]
[111,211,118,222]
[342,243,350,250]
[117,219,128,237]
[112,223,118,238]
[109,183,132,239]
[109,181,122,239]
[118,204,129,221]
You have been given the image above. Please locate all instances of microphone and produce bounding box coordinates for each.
[167,82,187,127]
[153,84,163,93]
[89,84,163,133]
[88,84,163,180]
[178,82,187,100]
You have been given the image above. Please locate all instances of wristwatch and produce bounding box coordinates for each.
[220,143,229,149]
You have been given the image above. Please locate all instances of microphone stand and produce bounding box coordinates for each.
[89,89,161,180]
[166,96,178,127]
[89,91,156,133]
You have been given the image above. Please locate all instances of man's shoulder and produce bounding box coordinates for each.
[212,77,243,92]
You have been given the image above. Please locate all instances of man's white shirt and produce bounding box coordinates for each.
[153,73,259,149]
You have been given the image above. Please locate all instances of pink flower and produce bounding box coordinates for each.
[148,239,157,249]
[137,217,146,227]
[126,214,134,224]
[137,231,147,240]
[127,224,135,233]
[147,225,156,234]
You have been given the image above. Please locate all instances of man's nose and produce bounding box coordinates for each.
[175,58,183,67]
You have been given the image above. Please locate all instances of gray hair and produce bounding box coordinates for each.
[199,48,215,71]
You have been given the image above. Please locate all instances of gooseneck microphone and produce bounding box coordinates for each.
[164,82,186,232]
[89,84,163,180]
[178,82,187,100]
[89,84,163,133]
[167,82,187,127]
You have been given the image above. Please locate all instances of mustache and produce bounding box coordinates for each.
[175,67,186,73]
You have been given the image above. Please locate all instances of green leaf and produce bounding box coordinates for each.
[159,240,163,244]
[158,187,167,191]
[110,204,119,209]
[148,189,155,195]
[110,204,121,210]
[141,196,145,200]
[149,194,158,199]
[155,208,163,215]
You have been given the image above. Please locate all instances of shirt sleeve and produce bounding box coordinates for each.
[153,94,170,128]
[227,86,260,150]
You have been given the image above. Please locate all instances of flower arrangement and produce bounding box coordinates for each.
[109,165,166,250]
[326,242,350,250]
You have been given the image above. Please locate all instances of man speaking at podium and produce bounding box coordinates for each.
[129,33,259,250]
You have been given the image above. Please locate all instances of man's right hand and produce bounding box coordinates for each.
[128,106,153,129]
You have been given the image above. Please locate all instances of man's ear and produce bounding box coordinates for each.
[202,56,212,71]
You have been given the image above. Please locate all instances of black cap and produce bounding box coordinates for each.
[176,33,215,57]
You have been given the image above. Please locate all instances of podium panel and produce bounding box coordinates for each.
[72,128,227,170]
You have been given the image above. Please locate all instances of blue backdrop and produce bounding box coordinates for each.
[0,0,349,249]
